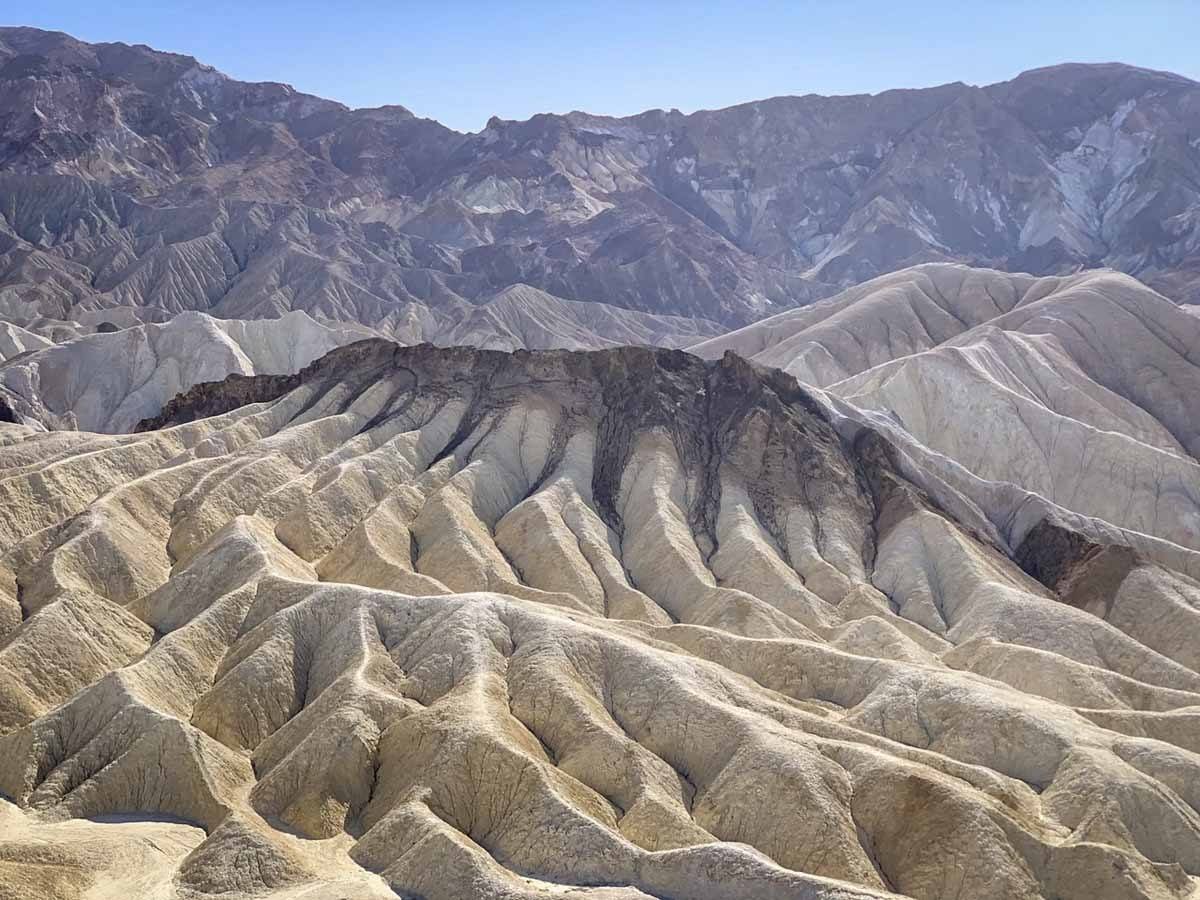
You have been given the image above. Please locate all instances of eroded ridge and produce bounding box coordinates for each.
[0,343,1198,900]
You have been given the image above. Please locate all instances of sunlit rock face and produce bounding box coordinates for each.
[0,341,1197,899]
[0,292,719,434]
[0,310,367,432]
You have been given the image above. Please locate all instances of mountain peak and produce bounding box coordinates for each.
[1005,59,1198,85]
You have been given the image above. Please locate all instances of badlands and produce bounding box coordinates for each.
[1,22,1200,900]
[0,318,1198,899]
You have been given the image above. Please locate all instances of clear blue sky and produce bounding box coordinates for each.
[13,1,1200,132]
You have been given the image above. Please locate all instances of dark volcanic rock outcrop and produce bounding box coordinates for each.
[136,338,397,431]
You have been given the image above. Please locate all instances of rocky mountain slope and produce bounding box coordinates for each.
[0,310,366,431]
[0,282,719,433]
[3,26,1200,341]
[690,264,1200,570]
[2,22,1200,900]
[0,342,1198,899]
[427,283,722,352]
[0,322,50,362]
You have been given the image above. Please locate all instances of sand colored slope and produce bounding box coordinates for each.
[0,286,721,433]
[0,343,1196,899]
[693,264,1200,577]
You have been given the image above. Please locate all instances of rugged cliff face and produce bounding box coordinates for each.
[1,342,1199,900]
[4,27,1200,340]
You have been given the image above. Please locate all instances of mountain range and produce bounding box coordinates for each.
[4,25,1200,342]
[2,23,1200,900]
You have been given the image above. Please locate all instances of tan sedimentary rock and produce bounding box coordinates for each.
[693,264,1200,573]
[0,343,1196,899]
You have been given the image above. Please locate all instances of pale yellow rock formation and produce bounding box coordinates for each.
[0,342,1196,899]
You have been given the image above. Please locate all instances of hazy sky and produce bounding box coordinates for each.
[14,1,1200,132]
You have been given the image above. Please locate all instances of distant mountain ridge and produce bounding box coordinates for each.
[2,26,1200,338]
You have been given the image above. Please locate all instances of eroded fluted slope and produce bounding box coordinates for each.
[0,310,367,432]
[0,343,1198,900]
[692,264,1200,572]
[0,287,721,434]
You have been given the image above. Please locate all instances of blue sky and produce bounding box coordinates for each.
[13,1,1199,132]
